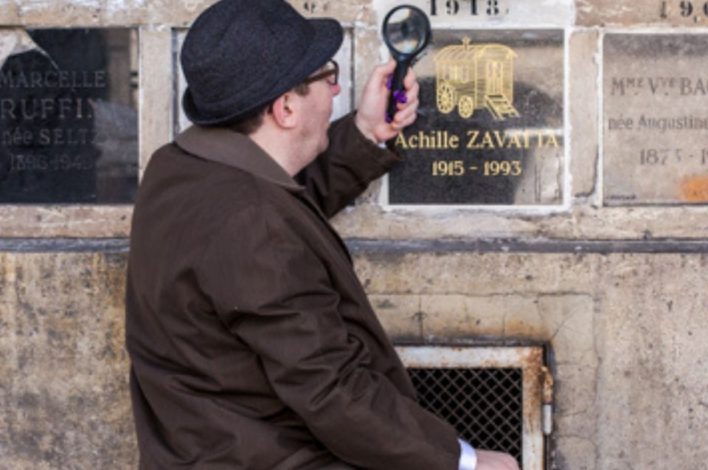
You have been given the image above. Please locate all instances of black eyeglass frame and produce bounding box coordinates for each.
[302,60,339,86]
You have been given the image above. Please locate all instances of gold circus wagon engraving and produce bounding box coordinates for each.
[435,37,520,121]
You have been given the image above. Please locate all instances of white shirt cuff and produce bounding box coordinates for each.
[458,439,477,470]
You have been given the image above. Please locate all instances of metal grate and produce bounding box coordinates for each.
[396,346,545,470]
[409,367,523,464]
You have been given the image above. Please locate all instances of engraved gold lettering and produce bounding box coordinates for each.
[507,133,522,148]
[410,134,419,148]
[484,160,523,176]
[397,130,460,150]
[449,134,459,148]
[480,132,494,148]
[511,161,522,175]
[395,133,408,149]
[493,130,504,147]
[545,133,559,148]
[432,160,465,176]
[466,130,480,149]
[467,129,559,149]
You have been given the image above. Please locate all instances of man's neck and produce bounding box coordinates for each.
[249,127,308,177]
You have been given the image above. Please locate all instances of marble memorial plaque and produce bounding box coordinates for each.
[388,29,565,205]
[604,34,708,205]
[174,29,353,134]
[0,28,138,204]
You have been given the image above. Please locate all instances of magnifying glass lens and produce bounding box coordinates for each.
[385,10,427,54]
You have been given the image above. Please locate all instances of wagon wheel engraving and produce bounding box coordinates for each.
[437,82,456,114]
[457,95,474,119]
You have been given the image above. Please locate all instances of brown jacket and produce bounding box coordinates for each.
[125,116,460,469]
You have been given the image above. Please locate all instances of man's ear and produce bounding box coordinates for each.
[270,92,299,129]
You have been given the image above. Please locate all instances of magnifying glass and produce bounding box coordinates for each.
[382,4,432,123]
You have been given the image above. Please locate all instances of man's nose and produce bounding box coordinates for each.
[331,83,341,96]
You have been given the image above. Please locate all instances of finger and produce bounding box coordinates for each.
[373,59,396,88]
[392,113,417,130]
[403,67,418,90]
[404,79,420,102]
[394,98,419,122]
[398,95,419,114]
[392,105,419,129]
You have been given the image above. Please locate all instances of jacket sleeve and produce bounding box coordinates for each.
[295,114,403,218]
[199,205,460,470]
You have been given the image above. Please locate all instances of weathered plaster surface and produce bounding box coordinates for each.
[1,250,707,469]
[138,29,173,177]
[569,29,600,201]
[0,0,370,27]
[0,252,136,469]
[577,0,708,26]
[595,254,708,469]
[355,251,708,469]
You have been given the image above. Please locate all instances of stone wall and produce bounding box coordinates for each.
[1,0,707,469]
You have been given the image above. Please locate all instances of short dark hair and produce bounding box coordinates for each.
[228,82,311,135]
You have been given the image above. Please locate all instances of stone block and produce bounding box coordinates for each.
[0,206,131,237]
[553,435,597,470]
[578,0,708,26]
[0,252,136,469]
[569,29,600,200]
[596,254,708,469]
[139,28,173,176]
[419,294,508,338]
[292,0,376,23]
[537,294,597,365]
[356,251,599,297]
[373,0,572,27]
[368,294,423,340]
[148,0,217,27]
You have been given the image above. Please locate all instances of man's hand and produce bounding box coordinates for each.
[354,59,420,144]
[476,450,520,470]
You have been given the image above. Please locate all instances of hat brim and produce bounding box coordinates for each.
[183,18,344,126]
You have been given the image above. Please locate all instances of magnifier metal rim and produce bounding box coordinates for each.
[382,4,431,58]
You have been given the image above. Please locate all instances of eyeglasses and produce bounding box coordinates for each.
[302,60,339,86]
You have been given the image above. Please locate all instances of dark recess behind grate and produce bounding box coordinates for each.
[408,368,523,466]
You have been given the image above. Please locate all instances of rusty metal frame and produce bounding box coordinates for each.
[396,346,545,470]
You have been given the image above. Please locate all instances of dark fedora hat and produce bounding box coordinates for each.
[181,0,343,126]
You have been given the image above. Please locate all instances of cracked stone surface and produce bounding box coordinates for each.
[0,252,136,469]
[355,251,708,469]
[1,245,708,470]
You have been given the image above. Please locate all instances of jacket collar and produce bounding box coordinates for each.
[175,125,304,193]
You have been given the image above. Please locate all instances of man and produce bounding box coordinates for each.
[126,1,519,469]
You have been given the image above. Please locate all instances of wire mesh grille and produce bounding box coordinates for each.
[408,367,523,464]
